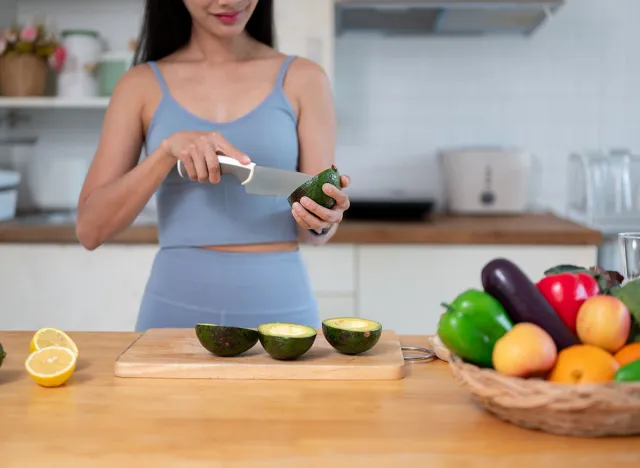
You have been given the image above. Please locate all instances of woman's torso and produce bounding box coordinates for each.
[141,54,301,253]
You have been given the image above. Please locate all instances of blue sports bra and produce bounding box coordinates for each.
[143,56,300,248]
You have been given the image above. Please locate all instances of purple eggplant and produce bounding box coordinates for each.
[481,258,579,351]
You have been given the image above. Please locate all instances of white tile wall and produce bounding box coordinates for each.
[333,0,640,211]
[2,0,640,215]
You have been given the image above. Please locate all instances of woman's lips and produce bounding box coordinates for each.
[213,11,241,25]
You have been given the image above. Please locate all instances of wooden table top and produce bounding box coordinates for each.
[0,212,602,245]
[0,331,636,467]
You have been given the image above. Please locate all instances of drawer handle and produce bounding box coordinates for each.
[401,346,435,362]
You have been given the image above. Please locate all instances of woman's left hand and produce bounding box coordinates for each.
[291,175,351,232]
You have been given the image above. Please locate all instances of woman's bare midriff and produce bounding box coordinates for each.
[198,241,299,253]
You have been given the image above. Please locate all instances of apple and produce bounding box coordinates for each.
[575,295,631,353]
[492,323,558,378]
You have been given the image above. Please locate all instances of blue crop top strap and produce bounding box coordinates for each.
[147,61,169,94]
[275,55,296,89]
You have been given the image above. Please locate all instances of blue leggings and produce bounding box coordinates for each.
[135,247,320,332]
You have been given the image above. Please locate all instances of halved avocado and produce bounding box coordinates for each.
[257,323,317,360]
[195,324,259,357]
[288,165,341,210]
[322,317,382,355]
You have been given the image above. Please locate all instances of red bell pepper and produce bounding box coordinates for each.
[535,272,600,333]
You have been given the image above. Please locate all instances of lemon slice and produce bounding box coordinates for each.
[30,328,79,356]
[25,346,77,387]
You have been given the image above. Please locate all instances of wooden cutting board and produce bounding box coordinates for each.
[114,327,406,380]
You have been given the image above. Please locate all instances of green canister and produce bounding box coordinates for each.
[97,51,133,96]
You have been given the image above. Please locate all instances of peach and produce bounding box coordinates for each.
[576,295,631,353]
[492,323,558,378]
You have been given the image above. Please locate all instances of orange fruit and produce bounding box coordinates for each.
[613,342,640,367]
[547,344,619,384]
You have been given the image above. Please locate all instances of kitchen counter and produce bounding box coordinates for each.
[0,331,636,467]
[0,212,602,245]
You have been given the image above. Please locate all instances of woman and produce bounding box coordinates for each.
[75,0,351,331]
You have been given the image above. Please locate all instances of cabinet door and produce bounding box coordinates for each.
[273,0,335,83]
[357,245,598,335]
[0,244,358,332]
[0,245,156,332]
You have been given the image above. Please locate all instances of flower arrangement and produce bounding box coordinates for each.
[0,23,66,72]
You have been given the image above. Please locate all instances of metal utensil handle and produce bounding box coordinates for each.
[177,160,186,178]
[176,157,255,181]
[401,346,436,362]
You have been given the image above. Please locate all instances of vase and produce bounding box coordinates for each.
[0,54,48,97]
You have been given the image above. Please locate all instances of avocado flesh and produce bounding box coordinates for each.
[258,323,317,360]
[287,165,341,210]
[0,342,5,368]
[195,324,259,357]
[322,317,382,355]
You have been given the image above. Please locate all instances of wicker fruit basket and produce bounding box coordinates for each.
[448,353,640,437]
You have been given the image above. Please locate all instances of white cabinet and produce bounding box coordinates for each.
[0,244,156,332]
[356,245,599,336]
[0,243,599,333]
[274,0,335,83]
[300,243,358,320]
[0,243,356,331]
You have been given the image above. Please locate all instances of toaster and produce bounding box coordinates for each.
[439,147,535,214]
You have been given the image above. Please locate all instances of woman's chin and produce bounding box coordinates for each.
[206,24,248,40]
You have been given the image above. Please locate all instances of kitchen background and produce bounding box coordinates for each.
[0,0,638,333]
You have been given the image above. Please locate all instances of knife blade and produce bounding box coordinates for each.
[176,156,312,197]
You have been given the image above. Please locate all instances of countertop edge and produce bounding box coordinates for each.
[0,213,604,246]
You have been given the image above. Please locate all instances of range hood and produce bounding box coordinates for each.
[335,0,565,37]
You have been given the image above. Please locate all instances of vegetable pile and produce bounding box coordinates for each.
[438,258,640,384]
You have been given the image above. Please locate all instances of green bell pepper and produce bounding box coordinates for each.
[613,359,640,382]
[437,288,513,368]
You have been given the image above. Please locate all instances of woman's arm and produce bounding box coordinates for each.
[75,65,175,250]
[286,58,350,246]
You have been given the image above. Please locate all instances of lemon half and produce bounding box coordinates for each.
[30,328,79,357]
[25,346,77,387]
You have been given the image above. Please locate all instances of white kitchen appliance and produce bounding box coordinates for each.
[439,147,535,214]
[0,169,21,221]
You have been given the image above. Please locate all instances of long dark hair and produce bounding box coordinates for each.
[133,0,274,65]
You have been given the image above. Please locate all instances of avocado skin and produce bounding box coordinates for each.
[258,332,317,361]
[322,322,382,355]
[0,342,5,368]
[195,324,259,357]
[288,165,341,210]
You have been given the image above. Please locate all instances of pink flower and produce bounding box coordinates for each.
[0,38,6,55]
[49,45,67,72]
[20,26,37,42]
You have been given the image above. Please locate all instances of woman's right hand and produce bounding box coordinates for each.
[161,131,251,184]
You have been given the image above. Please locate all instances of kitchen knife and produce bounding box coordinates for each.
[176,156,312,197]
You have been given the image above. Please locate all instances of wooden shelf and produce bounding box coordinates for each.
[0,97,110,109]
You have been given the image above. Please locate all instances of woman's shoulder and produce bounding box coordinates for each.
[286,56,328,83]
[105,62,165,125]
[113,62,162,97]
[282,56,331,103]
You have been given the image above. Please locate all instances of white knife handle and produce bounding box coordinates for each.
[176,156,255,184]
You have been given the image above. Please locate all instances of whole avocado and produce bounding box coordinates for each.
[0,342,5,368]
[288,165,341,210]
